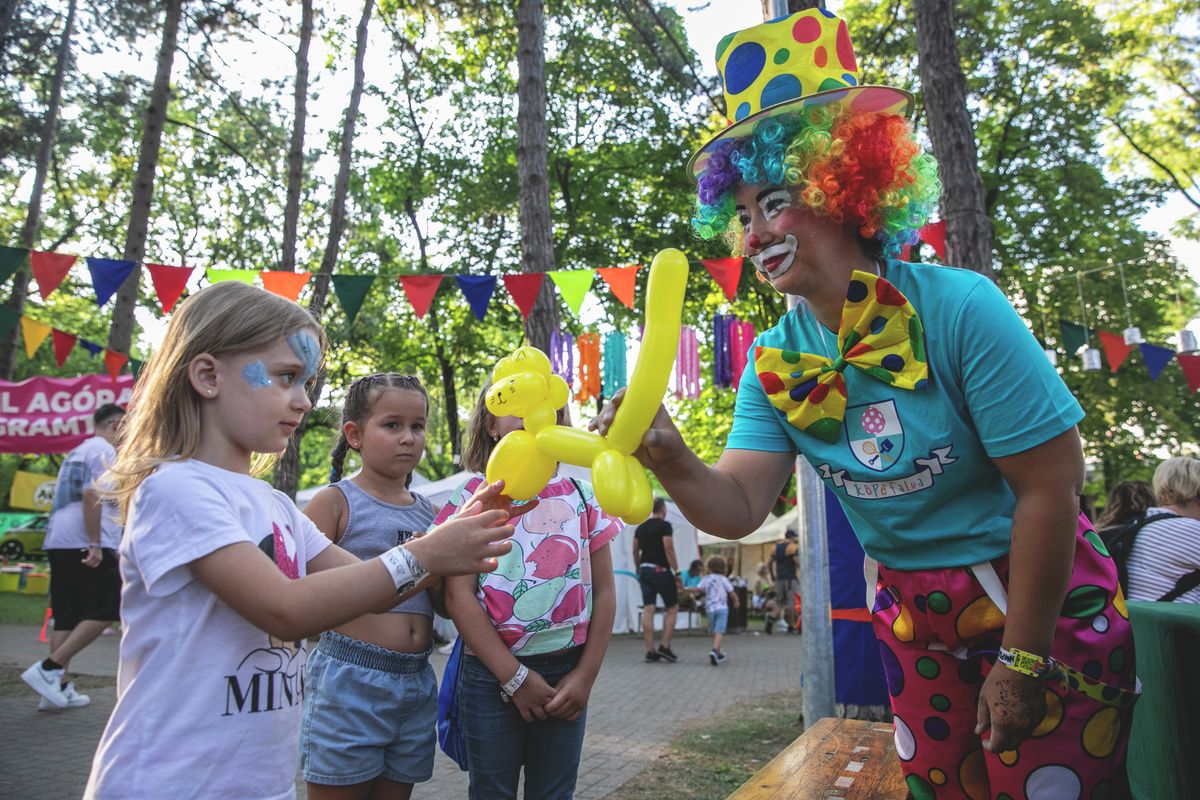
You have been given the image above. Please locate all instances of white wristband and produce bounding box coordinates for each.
[502,663,529,696]
[378,545,428,597]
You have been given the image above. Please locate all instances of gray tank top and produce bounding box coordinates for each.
[333,479,435,617]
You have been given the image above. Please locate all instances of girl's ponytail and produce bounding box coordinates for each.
[330,435,351,483]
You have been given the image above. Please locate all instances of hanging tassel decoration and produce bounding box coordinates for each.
[602,331,628,399]
[576,332,601,403]
[730,320,756,389]
[713,314,734,388]
[675,325,700,399]
[550,329,574,385]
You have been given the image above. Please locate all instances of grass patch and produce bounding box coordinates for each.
[0,591,50,626]
[613,688,805,800]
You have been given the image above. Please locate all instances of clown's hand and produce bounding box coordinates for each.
[589,387,686,472]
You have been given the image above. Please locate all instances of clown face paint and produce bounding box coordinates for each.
[287,330,320,383]
[242,360,272,388]
[738,187,799,280]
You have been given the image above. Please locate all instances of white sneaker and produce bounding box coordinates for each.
[21,662,68,708]
[38,681,90,711]
[709,649,719,666]
[717,652,728,663]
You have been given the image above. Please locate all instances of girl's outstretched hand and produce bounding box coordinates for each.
[407,505,514,577]
[459,479,540,520]
[589,387,686,471]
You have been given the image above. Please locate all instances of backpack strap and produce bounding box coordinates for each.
[1158,570,1200,603]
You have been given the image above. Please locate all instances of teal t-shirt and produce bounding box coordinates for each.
[727,260,1083,570]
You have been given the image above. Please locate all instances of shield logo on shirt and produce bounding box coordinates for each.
[846,400,904,472]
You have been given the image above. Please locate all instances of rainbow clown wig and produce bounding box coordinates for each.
[692,102,941,261]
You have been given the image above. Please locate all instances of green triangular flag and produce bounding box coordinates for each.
[0,246,29,285]
[331,274,376,325]
[548,270,594,318]
[206,268,257,285]
[130,357,144,380]
[1058,320,1090,355]
[0,304,20,339]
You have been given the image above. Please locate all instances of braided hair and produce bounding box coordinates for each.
[329,373,428,485]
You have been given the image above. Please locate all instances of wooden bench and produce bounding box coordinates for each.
[727,717,907,799]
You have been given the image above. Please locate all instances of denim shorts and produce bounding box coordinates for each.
[638,565,678,607]
[300,631,437,786]
[708,607,729,635]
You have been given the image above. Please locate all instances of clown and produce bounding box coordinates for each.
[594,9,1137,798]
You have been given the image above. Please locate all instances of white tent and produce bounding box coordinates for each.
[418,463,700,635]
[695,509,800,584]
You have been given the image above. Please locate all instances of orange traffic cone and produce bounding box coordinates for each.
[38,606,52,643]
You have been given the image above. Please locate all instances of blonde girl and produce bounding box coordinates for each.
[443,385,619,800]
[300,374,441,800]
[84,282,515,800]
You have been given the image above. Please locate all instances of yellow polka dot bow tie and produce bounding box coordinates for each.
[754,270,929,443]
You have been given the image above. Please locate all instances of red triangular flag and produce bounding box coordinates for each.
[52,330,77,367]
[919,220,947,260]
[1179,353,1200,393]
[502,273,544,319]
[1097,330,1135,372]
[596,266,640,309]
[398,275,444,319]
[104,349,128,380]
[899,243,912,261]
[702,257,743,302]
[29,251,78,300]
[147,263,194,313]
[261,270,311,301]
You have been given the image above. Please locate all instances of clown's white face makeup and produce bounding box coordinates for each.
[737,187,799,280]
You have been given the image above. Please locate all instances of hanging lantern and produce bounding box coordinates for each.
[1082,347,1103,371]
[1179,328,1198,354]
[1044,347,1058,366]
[1122,326,1143,345]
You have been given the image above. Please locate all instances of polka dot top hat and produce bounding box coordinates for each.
[688,8,914,179]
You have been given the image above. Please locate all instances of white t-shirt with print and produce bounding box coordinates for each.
[84,459,331,800]
[43,436,122,550]
[699,573,734,612]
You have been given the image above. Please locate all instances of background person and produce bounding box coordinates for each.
[767,529,799,634]
[1125,457,1200,603]
[633,496,679,662]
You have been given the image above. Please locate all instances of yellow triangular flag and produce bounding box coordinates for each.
[548,270,594,318]
[20,316,52,358]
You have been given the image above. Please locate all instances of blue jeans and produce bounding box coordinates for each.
[460,650,587,800]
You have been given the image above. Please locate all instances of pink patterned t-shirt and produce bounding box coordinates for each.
[434,471,622,655]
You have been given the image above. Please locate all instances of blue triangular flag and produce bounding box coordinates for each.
[1139,343,1175,381]
[455,275,497,321]
[80,339,103,357]
[86,257,137,307]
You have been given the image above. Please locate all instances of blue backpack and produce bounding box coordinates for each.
[436,637,469,770]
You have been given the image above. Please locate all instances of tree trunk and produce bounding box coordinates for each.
[515,0,560,354]
[280,0,312,272]
[913,0,995,280]
[0,0,76,380]
[108,0,183,355]
[760,0,823,18]
[0,0,19,72]
[274,0,374,497]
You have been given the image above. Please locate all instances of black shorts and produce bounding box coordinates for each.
[48,548,121,630]
[638,565,678,608]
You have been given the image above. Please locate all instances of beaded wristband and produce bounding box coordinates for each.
[997,646,1054,679]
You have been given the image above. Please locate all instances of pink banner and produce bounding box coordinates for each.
[0,373,134,454]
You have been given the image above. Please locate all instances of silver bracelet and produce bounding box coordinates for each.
[501,663,529,697]
[378,545,428,596]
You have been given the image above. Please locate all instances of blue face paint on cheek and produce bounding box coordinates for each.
[287,331,320,382]
[242,360,272,388]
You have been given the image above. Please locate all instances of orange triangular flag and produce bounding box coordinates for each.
[52,330,77,367]
[104,349,128,380]
[1097,330,1135,373]
[261,270,312,301]
[702,257,743,303]
[20,316,52,358]
[146,263,194,313]
[29,251,78,300]
[596,265,640,309]
[398,275,444,319]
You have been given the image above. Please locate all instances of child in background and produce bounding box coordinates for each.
[84,282,516,800]
[697,556,738,666]
[299,374,439,800]
[443,385,619,800]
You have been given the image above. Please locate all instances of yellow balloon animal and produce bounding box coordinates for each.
[485,248,689,524]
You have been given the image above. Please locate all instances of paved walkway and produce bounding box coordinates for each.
[0,624,805,799]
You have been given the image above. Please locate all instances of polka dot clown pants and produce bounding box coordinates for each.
[871,514,1138,800]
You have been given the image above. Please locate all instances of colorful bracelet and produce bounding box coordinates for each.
[997,646,1054,679]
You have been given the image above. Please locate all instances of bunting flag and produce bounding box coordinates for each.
[30,251,77,299]
[0,245,28,284]
[104,349,128,380]
[602,331,627,398]
[701,257,743,302]
[261,271,311,301]
[1139,343,1175,381]
[455,275,497,321]
[20,316,52,358]
[549,270,593,318]
[576,332,601,403]
[332,274,377,325]
[85,257,137,307]
[206,268,256,285]
[1059,321,1091,355]
[51,330,77,367]
[919,220,947,260]
[147,263,194,313]
[898,243,912,262]
[80,339,103,357]
[1097,330,1135,372]
[1179,353,1200,393]
[398,275,442,320]
[596,265,639,309]
[0,305,19,339]
[130,357,144,380]
[502,273,544,319]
